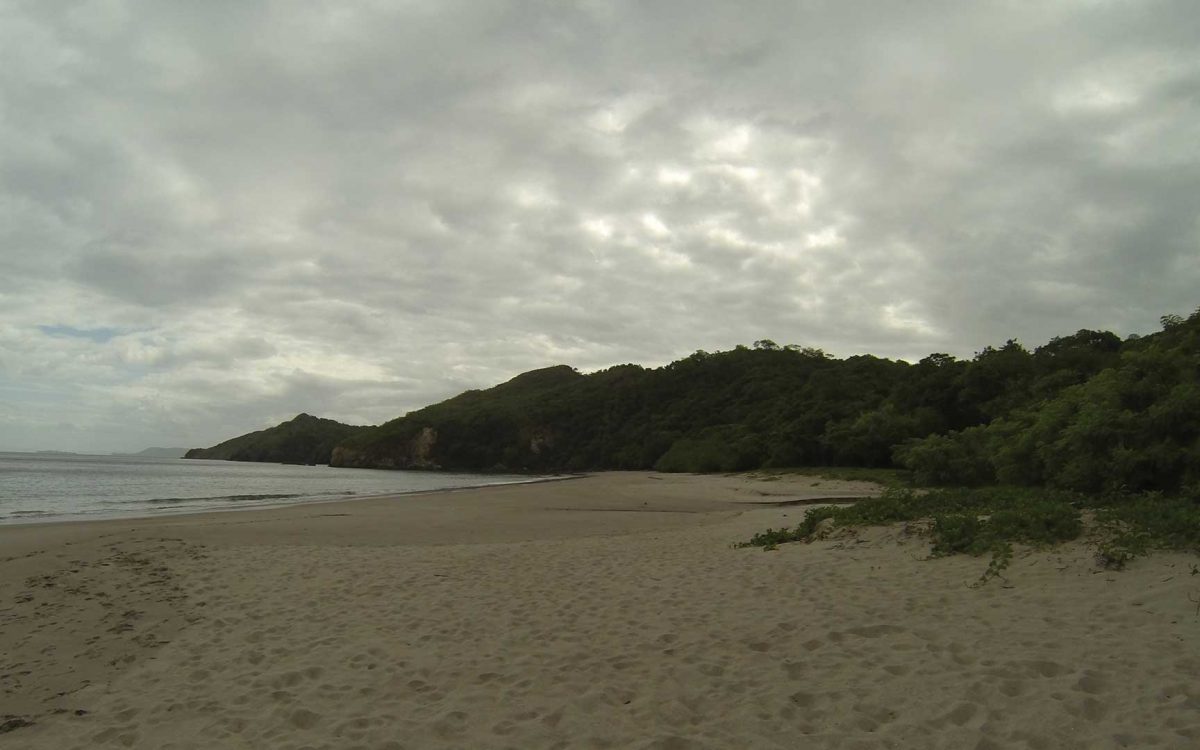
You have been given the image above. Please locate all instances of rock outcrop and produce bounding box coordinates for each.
[330,427,441,470]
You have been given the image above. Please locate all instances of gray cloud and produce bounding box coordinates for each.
[1,0,1197,451]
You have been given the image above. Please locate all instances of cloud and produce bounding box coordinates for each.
[1,0,1197,451]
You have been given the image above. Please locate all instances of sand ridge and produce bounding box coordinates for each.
[1,472,1198,748]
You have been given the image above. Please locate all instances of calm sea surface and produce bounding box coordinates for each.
[0,452,547,525]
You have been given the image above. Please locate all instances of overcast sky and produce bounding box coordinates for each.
[1,0,1198,452]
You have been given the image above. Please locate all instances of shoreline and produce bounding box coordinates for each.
[0,471,586,530]
[1,471,875,557]
[3,471,1196,749]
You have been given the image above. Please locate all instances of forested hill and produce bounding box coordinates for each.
[192,308,1199,495]
[185,413,368,465]
[328,307,1200,493]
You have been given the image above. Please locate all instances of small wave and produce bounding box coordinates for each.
[7,509,49,516]
[136,490,360,505]
[143,492,306,504]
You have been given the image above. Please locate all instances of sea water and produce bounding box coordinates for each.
[0,452,546,525]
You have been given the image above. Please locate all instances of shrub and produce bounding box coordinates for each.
[894,429,994,486]
[740,486,1085,582]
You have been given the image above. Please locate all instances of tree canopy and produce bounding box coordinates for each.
[193,307,1200,498]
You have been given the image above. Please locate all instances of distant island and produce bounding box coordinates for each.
[187,307,1200,496]
[114,447,190,459]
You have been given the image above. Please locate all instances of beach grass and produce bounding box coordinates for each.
[740,485,1200,582]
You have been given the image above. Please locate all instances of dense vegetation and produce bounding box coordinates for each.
[331,350,913,471]
[332,309,1199,494]
[896,312,1200,494]
[185,413,367,465]
[195,307,1198,500]
[733,309,1200,572]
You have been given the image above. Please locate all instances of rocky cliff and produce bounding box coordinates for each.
[330,426,441,470]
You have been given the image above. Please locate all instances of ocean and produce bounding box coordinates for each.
[0,452,547,525]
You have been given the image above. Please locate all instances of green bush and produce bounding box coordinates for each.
[741,482,1200,578]
[740,487,1086,582]
[930,514,986,555]
[1094,492,1200,567]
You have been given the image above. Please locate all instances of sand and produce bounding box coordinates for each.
[1,471,1198,749]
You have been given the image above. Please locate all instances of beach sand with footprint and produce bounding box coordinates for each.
[2,472,1198,748]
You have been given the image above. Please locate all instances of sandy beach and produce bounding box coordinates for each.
[2,471,1198,749]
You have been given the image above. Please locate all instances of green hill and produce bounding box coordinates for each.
[332,312,1194,486]
[185,414,369,465]
[192,307,1199,496]
[329,347,933,473]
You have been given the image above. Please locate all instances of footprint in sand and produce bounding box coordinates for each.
[642,736,708,750]
[1074,670,1109,695]
[289,707,321,729]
